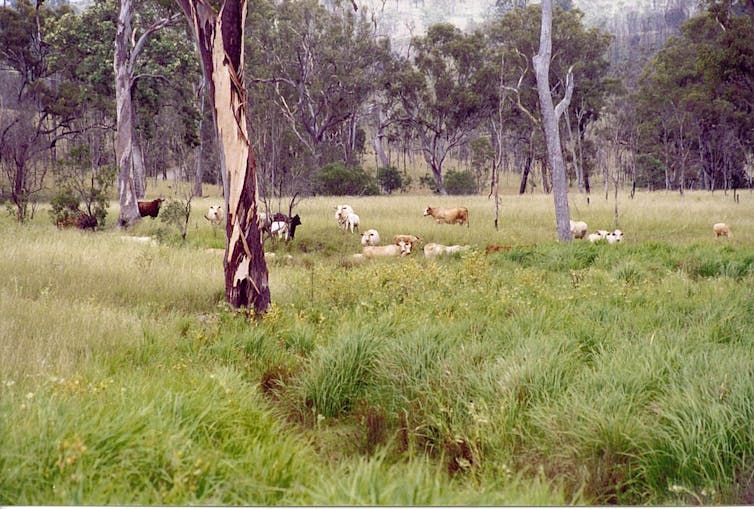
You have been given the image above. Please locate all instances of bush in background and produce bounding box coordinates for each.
[315,162,379,196]
[376,166,403,194]
[49,145,115,230]
[444,169,477,195]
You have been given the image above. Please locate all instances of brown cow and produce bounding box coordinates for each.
[423,206,469,227]
[138,198,163,218]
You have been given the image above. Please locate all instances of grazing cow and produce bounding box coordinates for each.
[361,229,381,246]
[423,242,471,258]
[270,213,301,241]
[362,240,412,259]
[270,220,288,240]
[205,204,224,225]
[138,198,163,218]
[569,220,588,239]
[423,206,469,227]
[713,223,731,237]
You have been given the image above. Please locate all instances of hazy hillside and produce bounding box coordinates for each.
[357,0,699,73]
[64,0,699,69]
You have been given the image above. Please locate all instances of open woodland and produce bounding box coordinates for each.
[2,0,754,505]
[3,185,754,505]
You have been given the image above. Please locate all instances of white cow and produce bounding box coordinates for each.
[205,204,224,225]
[360,229,381,246]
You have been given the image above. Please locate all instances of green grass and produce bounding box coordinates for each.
[2,189,754,505]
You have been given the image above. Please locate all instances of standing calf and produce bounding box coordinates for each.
[138,198,163,218]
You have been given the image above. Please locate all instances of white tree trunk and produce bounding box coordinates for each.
[115,0,141,227]
[533,0,575,241]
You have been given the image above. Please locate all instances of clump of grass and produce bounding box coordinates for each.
[0,366,320,505]
[294,329,383,420]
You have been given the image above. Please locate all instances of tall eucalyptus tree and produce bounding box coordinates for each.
[114,0,181,227]
[177,0,270,313]
[389,23,496,195]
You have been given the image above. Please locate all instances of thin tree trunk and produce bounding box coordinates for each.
[565,109,582,193]
[178,0,270,314]
[533,0,574,241]
[193,76,207,198]
[519,143,533,194]
[131,100,147,198]
[115,0,141,227]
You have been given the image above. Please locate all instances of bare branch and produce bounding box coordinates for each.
[553,65,574,120]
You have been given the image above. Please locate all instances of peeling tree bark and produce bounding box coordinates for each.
[177,0,270,314]
[114,0,141,227]
[533,0,575,241]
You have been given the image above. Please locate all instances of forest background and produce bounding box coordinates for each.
[1,0,752,223]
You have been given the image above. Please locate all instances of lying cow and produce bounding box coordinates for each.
[361,240,412,259]
[423,242,471,258]
[361,229,381,246]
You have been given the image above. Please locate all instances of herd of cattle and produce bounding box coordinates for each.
[126,198,733,256]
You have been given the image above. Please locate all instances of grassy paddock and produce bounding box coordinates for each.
[2,189,754,505]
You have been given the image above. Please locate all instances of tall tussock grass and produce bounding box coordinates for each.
[3,191,754,504]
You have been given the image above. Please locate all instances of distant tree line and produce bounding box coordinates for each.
[1,0,752,222]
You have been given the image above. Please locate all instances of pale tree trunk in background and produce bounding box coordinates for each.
[372,109,390,168]
[193,75,207,198]
[177,0,271,314]
[131,104,146,198]
[115,0,141,227]
[115,0,180,227]
[533,0,575,241]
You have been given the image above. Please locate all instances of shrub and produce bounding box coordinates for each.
[49,188,82,227]
[49,145,115,229]
[419,173,439,193]
[444,169,478,195]
[314,163,378,196]
[159,199,192,242]
[376,166,403,194]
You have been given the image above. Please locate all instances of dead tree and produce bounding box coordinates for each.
[533,0,575,241]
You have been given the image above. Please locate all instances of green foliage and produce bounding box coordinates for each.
[375,166,403,194]
[314,162,378,196]
[299,331,382,418]
[635,5,754,190]
[159,199,192,242]
[443,169,478,195]
[50,144,115,229]
[48,188,82,226]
